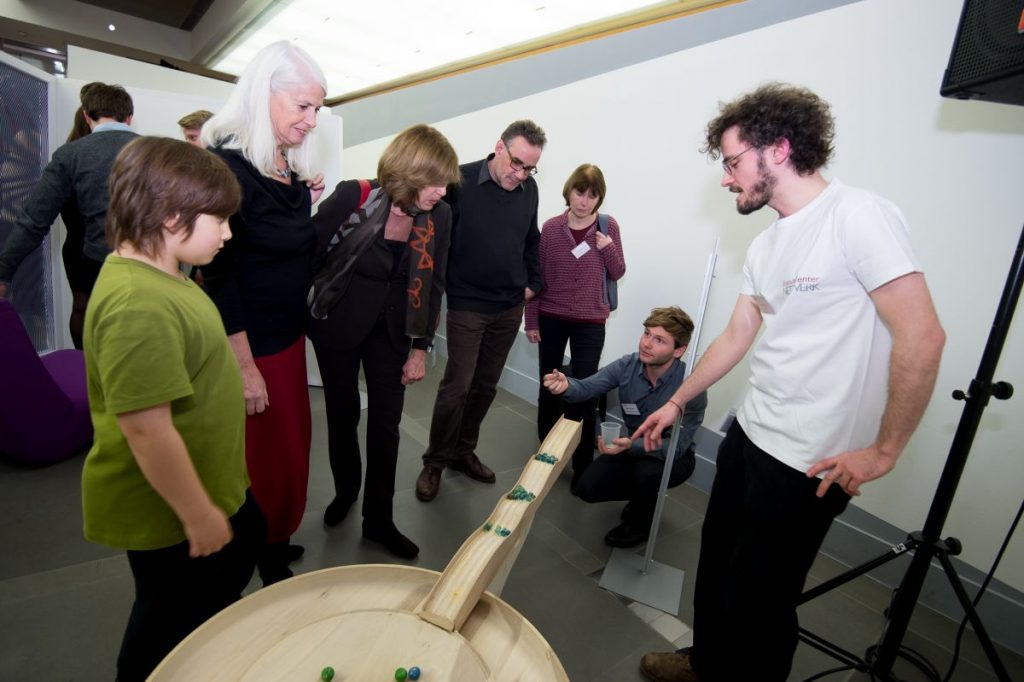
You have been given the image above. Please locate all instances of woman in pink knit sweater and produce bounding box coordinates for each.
[525,163,626,489]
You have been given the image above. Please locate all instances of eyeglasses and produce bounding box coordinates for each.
[721,146,755,176]
[504,143,538,177]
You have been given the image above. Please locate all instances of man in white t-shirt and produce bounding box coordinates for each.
[635,84,945,682]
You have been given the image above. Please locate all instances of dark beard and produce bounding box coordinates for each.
[736,158,776,215]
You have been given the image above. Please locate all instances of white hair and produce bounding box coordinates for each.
[201,41,326,180]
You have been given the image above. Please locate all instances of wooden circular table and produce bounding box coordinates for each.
[150,419,583,682]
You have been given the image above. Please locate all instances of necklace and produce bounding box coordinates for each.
[274,150,291,179]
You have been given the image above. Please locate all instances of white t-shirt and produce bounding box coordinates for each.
[736,179,919,474]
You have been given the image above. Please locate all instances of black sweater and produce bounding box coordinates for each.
[202,147,316,357]
[444,155,541,314]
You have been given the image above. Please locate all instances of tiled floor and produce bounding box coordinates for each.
[2,366,1022,681]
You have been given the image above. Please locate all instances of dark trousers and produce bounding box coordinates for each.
[691,423,850,682]
[313,316,407,524]
[535,314,605,476]
[423,304,524,467]
[116,491,266,682]
[575,445,695,523]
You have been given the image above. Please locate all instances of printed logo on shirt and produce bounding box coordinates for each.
[783,276,821,295]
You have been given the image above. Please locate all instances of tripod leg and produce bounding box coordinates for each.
[935,553,1012,682]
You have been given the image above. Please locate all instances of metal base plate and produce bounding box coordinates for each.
[599,548,685,615]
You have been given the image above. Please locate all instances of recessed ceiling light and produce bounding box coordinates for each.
[108,24,116,31]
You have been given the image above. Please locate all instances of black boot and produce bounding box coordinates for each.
[258,541,295,585]
[362,520,419,559]
[323,495,357,527]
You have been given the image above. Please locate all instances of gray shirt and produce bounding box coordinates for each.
[562,352,707,460]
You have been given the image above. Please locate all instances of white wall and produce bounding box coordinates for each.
[344,0,1024,590]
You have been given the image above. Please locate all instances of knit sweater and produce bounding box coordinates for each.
[525,212,625,330]
[444,156,541,314]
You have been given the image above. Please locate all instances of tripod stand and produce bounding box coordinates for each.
[797,224,1023,682]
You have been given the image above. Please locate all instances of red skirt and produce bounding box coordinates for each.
[246,336,311,543]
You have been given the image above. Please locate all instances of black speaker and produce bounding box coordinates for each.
[941,0,1024,105]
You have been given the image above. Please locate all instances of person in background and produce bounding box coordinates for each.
[82,136,264,682]
[0,83,136,348]
[309,124,459,558]
[636,83,945,682]
[415,119,546,503]
[200,41,327,585]
[526,163,625,490]
[543,306,705,547]
[178,109,214,147]
[58,82,99,347]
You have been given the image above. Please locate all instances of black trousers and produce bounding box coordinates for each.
[691,423,850,682]
[574,445,695,523]
[423,304,523,467]
[314,315,408,524]
[535,314,605,476]
[116,491,265,682]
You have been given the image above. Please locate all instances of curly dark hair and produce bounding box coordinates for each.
[701,83,834,175]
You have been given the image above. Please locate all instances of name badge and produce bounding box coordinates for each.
[571,241,591,259]
[621,403,641,416]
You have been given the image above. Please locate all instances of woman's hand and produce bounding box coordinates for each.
[240,363,269,415]
[402,349,427,385]
[595,231,613,250]
[526,329,541,343]
[307,172,326,204]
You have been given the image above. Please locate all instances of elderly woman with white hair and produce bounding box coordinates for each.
[201,40,327,585]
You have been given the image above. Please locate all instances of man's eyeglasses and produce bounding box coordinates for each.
[504,144,538,177]
[722,146,755,176]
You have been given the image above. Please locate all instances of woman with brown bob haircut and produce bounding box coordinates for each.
[308,123,459,558]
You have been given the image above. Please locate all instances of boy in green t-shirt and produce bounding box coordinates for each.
[82,136,266,682]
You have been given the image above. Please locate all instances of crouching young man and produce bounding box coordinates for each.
[543,306,707,547]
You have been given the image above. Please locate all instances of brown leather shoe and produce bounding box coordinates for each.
[416,465,442,502]
[639,650,698,682]
[449,453,496,484]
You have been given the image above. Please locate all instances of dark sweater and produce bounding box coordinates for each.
[444,155,541,314]
[0,128,137,282]
[202,147,316,357]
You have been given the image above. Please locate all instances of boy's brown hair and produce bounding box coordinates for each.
[106,136,241,259]
[643,306,695,349]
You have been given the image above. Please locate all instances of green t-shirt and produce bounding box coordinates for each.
[81,256,248,550]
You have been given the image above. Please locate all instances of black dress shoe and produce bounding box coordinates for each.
[323,495,357,527]
[416,465,442,502]
[449,454,496,484]
[604,521,650,548]
[363,521,419,559]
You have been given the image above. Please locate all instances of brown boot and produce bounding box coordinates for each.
[415,465,442,502]
[639,650,698,682]
[448,453,496,483]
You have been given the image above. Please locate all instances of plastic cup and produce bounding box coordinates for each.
[600,421,621,445]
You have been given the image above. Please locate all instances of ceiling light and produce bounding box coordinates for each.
[108,24,116,32]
